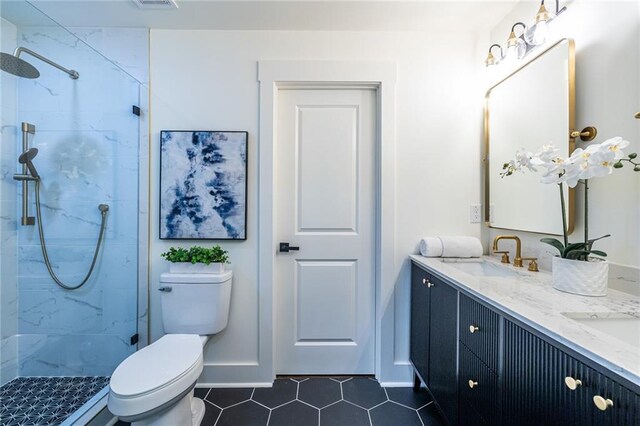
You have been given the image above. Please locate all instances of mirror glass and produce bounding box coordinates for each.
[486,38,574,235]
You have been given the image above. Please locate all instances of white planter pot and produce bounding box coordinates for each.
[169,262,225,274]
[552,257,608,297]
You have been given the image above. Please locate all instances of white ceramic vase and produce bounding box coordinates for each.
[552,257,608,297]
[169,262,225,274]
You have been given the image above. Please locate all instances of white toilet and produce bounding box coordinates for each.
[108,270,232,426]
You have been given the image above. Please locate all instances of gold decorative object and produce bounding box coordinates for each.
[593,395,614,411]
[564,376,582,390]
[570,126,597,142]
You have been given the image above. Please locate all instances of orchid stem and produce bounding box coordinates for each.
[584,179,589,248]
[559,183,568,247]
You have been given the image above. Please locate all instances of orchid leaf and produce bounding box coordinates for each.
[562,242,587,258]
[566,250,592,260]
[540,238,564,255]
[589,250,607,257]
[588,234,611,244]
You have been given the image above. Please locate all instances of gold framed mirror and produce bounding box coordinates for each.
[485,38,575,236]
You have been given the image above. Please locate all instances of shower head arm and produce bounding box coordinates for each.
[14,47,79,79]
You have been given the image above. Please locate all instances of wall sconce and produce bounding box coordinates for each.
[506,22,527,61]
[485,44,504,67]
[484,0,568,67]
[524,0,567,46]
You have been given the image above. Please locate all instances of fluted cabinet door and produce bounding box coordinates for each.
[504,320,592,426]
[589,368,640,425]
[410,265,430,385]
[428,275,458,426]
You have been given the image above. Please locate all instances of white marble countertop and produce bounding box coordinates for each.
[410,255,640,387]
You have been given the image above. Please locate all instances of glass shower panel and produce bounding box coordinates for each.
[0,0,141,392]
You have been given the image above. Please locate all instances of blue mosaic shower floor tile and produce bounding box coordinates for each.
[0,376,109,426]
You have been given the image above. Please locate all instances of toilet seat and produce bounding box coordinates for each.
[108,334,204,419]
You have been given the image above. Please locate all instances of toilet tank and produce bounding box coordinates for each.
[159,270,232,335]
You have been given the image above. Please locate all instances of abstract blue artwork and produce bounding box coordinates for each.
[160,131,247,239]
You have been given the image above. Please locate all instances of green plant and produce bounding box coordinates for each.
[161,245,230,264]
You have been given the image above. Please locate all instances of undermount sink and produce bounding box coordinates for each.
[561,312,640,348]
[441,259,519,278]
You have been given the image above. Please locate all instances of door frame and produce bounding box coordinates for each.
[258,61,397,383]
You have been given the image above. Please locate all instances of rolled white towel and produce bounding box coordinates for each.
[441,236,483,258]
[419,236,483,258]
[419,237,443,257]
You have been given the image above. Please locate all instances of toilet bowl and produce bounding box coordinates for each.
[108,270,232,426]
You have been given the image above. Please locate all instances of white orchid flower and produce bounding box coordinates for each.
[581,149,616,179]
[531,144,560,166]
[515,148,537,172]
[598,136,630,160]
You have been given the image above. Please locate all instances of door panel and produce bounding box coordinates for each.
[297,105,358,232]
[276,88,376,374]
[296,260,357,342]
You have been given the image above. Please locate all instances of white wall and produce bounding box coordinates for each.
[485,1,640,271]
[150,29,485,384]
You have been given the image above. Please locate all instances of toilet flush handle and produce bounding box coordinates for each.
[158,286,172,292]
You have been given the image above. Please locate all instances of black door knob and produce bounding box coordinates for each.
[279,242,300,253]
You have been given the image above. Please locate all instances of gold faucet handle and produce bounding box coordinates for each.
[521,257,539,272]
[493,250,510,264]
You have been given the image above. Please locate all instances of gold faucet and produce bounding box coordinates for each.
[492,235,523,267]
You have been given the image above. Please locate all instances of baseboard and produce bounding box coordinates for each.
[378,381,413,388]
[195,382,273,388]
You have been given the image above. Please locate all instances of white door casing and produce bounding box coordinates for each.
[275,88,376,374]
[258,61,403,386]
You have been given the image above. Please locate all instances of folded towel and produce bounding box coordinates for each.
[419,236,483,258]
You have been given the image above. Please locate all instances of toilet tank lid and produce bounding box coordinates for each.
[160,270,232,283]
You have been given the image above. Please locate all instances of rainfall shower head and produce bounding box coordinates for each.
[0,52,40,79]
[0,47,78,79]
[19,148,40,178]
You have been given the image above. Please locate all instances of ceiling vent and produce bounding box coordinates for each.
[132,0,178,9]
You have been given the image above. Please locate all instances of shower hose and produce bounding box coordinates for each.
[34,179,108,290]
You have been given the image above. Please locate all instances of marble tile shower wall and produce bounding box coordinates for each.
[12,27,146,377]
[1,17,19,386]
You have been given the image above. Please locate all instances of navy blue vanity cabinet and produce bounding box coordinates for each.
[428,274,459,426]
[458,294,501,425]
[503,320,640,426]
[410,264,458,425]
[410,265,431,387]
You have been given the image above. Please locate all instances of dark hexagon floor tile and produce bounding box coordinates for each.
[216,400,270,426]
[201,400,222,426]
[205,387,254,408]
[194,387,210,399]
[253,379,298,408]
[298,378,342,409]
[418,403,447,426]
[342,377,387,409]
[370,401,422,426]
[320,401,370,426]
[268,400,319,426]
[385,387,431,409]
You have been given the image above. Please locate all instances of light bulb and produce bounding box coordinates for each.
[533,20,549,45]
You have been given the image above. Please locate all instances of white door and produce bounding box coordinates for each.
[275,88,376,374]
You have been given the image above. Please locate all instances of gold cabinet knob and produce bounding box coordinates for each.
[469,325,479,333]
[593,395,614,411]
[564,377,582,390]
[468,380,478,389]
